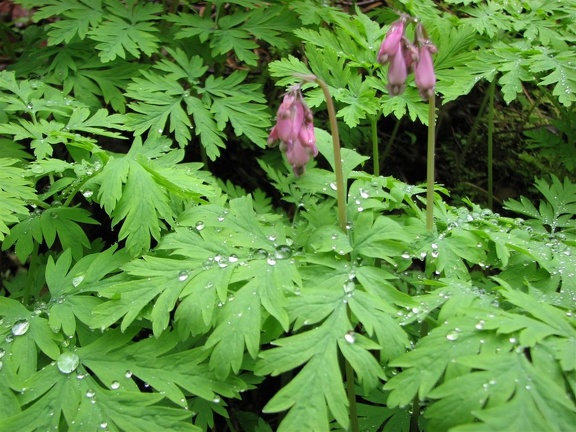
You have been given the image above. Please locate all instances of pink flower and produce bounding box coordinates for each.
[377,19,405,64]
[414,43,436,100]
[268,86,318,176]
[387,46,408,96]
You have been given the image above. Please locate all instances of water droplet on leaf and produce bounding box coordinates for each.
[110,381,120,390]
[195,221,205,231]
[274,245,292,260]
[57,352,80,374]
[12,320,30,336]
[446,330,460,341]
[178,270,189,281]
[344,331,356,343]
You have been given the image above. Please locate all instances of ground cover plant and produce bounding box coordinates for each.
[0,0,575,431]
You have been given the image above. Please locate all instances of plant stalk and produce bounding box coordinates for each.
[487,79,495,210]
[370,115,379,176]
[315,78,347,232]
[426,97,436,231]
[314,77,358,432]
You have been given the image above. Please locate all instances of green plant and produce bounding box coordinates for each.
[1,1,575,431]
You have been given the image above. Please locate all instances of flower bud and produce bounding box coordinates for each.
[377,19,405,64]
[414,44,436,100]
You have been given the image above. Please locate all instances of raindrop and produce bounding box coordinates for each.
[475,320,485,330]
[82,189,94,198]
[274,245,292,260]
[178,270,189,281]
[357,206,364,212]
[125,370,133,378]
[77,373,86,380]
[446,330,460,341]
[252,248,268,260]
[72,275,85,287]
[31,164,45,174]
[329,182,337,191]
[86,389,96,398]
[509,337,517,344]
[343,280,355,295]
[228,254,239,263]
[110,381,120,390]
[212,395,221,404]
[267,234,277,242]
[401,252,411,259]
[217,215,225,222]
[359,189,369,199]
[195,221,205,231]
[344,331,356,344]
[100,421,108,429]
[267,257,277,266]
[12,320,30,336]
[57,352,80,374]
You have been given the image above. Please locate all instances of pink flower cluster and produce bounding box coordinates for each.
[268,85,318,176]
[377,18,437,100]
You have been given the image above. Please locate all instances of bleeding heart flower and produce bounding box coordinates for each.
[268,86,318,176]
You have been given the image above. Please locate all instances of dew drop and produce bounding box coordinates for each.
[475,320,485,330]
[125,370,133,378]
[31,164,45,174]
[212,395,221,404]
[401,252,411,259]
[82,189,94,198]
[12,320,30,336]
[274,245,292,260]
[509,337,517,344]
[344,331,356,344]
[100,421,108,429]
[359,188,369,199]
[228,254,239,263]
[329,182,337,191]
[195,221,205,231]
[343,280,355,294]
[267,257,277,266]
[178,270,189,281]
[86,389,96,398]
[252,248,268,260]
[57,352,80,374]
[72,275,85,287]
[110,381,120,390]
[446,330,460,341]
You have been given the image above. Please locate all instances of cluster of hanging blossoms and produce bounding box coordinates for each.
[269,14,436,175]
[378,16,437,100]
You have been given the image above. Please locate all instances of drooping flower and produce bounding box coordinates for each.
[413,43,436,100]
[413,23,437,100]
[268,86,318,176]
[386,45,408,96]
[377,18,406,64]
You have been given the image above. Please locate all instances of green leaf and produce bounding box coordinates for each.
[256,306,351,431]
[89,0,162,62]
[0,158,36,240]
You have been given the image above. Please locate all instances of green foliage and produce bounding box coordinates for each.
[1,1,575,431]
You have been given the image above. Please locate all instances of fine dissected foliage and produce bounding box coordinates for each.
[0,1,575,431]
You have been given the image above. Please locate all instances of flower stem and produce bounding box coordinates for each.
[426,97,436,231]
[315,78,347,232]
[487,79,495,210]
[370,115,380,176]
[313,77,359,432]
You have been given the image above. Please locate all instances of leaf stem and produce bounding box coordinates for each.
[487,79,495,210]
[370,115,380,176]
[314,78,347,232]
[426,97,436,231]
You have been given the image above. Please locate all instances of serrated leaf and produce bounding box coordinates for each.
[256,306,350,431]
